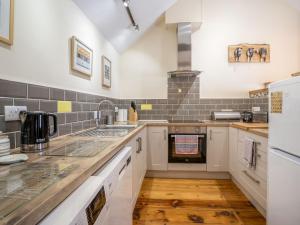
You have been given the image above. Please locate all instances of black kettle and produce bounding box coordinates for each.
[19,111,57,152]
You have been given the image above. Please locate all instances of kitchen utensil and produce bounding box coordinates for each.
[259,48,268,62]
[246,48,254,62]
[0,154,28,165]
[131,101,136,112]
[19,111,57,152]
[234,47,243,62]
[242,111,254,123]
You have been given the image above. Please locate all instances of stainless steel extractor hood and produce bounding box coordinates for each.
[168,23,202,77]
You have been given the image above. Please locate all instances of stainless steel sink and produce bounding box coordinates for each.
[74,126,136,138]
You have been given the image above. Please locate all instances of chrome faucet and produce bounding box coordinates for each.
[96,99,118,127]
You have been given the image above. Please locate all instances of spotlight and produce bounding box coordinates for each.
[123,0,130,7]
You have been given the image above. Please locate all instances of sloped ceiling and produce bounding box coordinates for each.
[73,0,176,53]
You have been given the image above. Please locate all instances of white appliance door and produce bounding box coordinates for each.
[269,77,300,157]
[107,156,132,225]
[268,148,300,225]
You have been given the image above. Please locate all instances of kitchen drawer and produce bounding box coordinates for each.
[238,130,268,153]
[238,165,267,209]
[237,143,267,181]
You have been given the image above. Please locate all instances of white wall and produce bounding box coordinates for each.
[0,0,120,98]
[120,0,300,99]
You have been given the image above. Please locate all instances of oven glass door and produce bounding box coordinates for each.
[168,134,206,163]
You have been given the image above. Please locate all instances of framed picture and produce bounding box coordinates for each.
[102,56,111,88]
[0,0,14,45]
[71,36,93,76]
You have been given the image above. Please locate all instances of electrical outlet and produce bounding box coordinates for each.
[252,106,261,112]
[4,106,27,121]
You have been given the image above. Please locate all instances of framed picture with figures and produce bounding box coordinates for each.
[0,0,14,45]
[102,56,111,88]
[71,36,93,76]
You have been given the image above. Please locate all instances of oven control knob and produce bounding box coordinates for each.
[175,128,179,132]
[185,159,189,162]
[195,128,199,133]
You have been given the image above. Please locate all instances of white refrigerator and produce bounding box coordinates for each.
[268,77,300,225]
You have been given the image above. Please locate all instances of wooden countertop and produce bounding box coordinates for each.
[0,125,146,225]
[231,122,268,130]
[231,122,268,138]
[0,120,268,225]
[248,128,269,138]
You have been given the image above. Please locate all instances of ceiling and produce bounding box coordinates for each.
[73,0,176,53]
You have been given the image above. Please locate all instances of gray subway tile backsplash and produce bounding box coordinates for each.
[14,98,39,111]
[28,84,49,100]
[0,78,269,149]
[66,112,78,123]
[50,88,65,100]
[40,100,57,112]
[65,90,77,101]
[0,98,13,115]
[58,124,72,136]
[0,79,27,98]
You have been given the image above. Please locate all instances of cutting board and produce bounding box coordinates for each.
[231,122,268,130]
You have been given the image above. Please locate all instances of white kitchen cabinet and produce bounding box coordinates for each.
[147,126,168,171]
[235,130,268,212]
[229,127,238,178]
[207,127,229,172]
[128,128,147,210]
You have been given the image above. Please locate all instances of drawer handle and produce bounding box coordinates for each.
[243,170,260,184]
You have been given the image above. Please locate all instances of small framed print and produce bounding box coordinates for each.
[0,0,14,45]
[102,56,111,88]
[71,36,93,76]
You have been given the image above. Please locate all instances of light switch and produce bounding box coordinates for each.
[4,106,27,121]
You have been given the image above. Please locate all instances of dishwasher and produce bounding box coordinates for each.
[39,147,132,225]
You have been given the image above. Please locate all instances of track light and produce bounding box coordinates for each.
[122,0,139,31]
[123,0,130,7]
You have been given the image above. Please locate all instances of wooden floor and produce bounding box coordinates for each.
[133,178,266,225]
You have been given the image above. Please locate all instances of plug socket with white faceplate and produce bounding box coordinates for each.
[4,106,27,121]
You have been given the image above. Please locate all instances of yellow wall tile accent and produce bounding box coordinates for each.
[141,104,153,111]
[57,101,72,113]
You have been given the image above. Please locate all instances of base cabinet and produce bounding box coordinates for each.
[207,127,229,172]
[147,127,168,171]
[128,128,147,210]
[229,127,238,178]
[229,129,268,215]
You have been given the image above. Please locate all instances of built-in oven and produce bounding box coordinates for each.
[168,126,207,164]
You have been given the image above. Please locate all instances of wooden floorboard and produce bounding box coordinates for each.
[133,178,266,225]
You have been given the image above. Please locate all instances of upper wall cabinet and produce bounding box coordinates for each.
[165,0,202,24]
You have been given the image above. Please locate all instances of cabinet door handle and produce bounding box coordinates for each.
[139,137,142,153]
[136,138,140,153]
[209,130,212,141]
[243,170,260,184]
[164,129,167,141]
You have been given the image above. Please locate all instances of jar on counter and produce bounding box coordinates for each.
[0,135,11,157]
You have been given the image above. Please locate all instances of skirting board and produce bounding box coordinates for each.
[167,163,207,171]
[146,170,231,179]
[232,176,266,218]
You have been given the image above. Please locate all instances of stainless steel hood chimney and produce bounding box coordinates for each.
[168,23,202,77]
